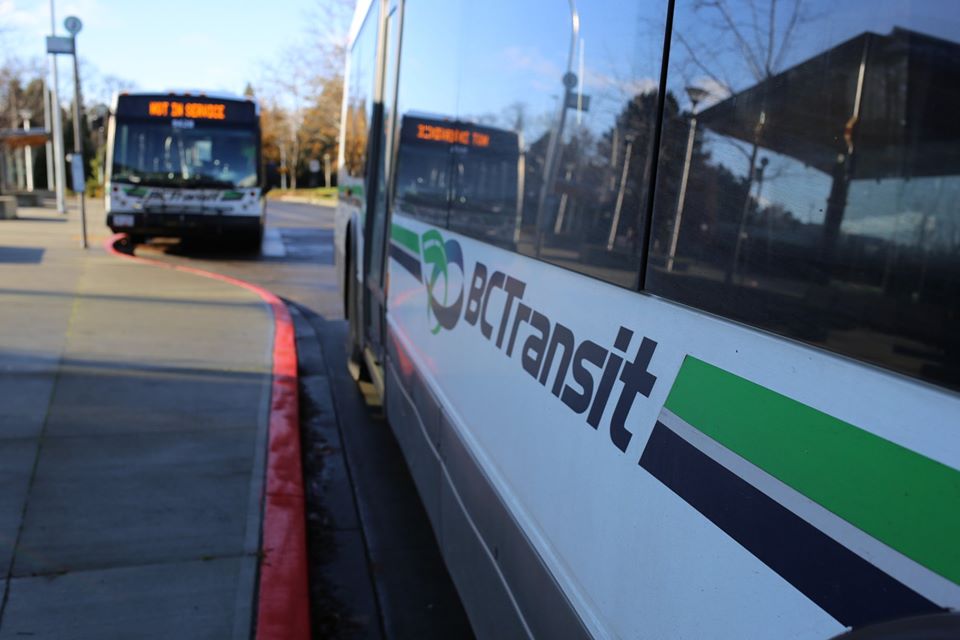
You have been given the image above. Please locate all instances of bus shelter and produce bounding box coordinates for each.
[695,27,960,257]
[0,129,50,195]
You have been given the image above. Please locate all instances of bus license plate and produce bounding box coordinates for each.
[113,214,135,227]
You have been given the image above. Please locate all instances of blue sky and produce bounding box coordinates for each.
[6,0,957,245]
[353,0,959,243]
[1,0,323,96]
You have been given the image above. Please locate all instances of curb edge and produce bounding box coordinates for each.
[104,233,311,640]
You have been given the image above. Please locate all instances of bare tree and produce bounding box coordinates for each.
[302,0,354,85]
[80,59,137,107]
[674,0,815,95]
[256,0,353,188]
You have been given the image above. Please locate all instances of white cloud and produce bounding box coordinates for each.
[498,45,561,80]
[1,0,114,67]
[0,0,47,41]
[687,76,732,110]
[583,71,657,99]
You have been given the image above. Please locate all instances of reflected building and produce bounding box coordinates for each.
[649,26,960,389]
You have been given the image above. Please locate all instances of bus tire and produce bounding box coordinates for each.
[345,230,368,381]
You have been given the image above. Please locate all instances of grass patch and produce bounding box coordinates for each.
[268,187,337,201]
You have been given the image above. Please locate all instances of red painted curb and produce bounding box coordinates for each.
[104,234,311,640]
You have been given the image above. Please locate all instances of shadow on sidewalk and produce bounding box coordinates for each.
[290,303,474,640]
[6,217,67,224]
[0,247,45,264]
[0,287,263,310]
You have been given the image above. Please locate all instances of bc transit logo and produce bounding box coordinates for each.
[421,230,465,334]
[389,220,660,454]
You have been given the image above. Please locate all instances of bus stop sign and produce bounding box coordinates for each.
[64,16,82,35]
[67,154,85,194]
[45,36,74,55]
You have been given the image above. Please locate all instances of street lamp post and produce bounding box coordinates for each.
[534,0,579,252]
[65,15,87,248]
[49,0,67,213]
[757,157,772,264]
[666,85,711,272]
[726,110,766,285]
[607,136,635,250]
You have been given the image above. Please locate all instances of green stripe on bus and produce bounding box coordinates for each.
[391,223,421,255]
[664,356,960,585]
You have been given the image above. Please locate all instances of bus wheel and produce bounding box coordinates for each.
[346,245,368,382]
[115,235,139,255]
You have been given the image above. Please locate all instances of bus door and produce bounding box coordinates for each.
[362,0,402,367]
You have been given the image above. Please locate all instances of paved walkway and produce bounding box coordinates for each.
[0,204,274,638]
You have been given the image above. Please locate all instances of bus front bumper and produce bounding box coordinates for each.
[107,212,262,239]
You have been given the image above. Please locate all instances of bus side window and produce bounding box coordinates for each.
[455,0,670,288]
[342,6,379,188]
[389,0,463,231]
[647,0,960,392]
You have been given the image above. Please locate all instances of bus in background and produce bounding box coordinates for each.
[394,115,523,249]
[105,91,265,250]
[337,0,960,638]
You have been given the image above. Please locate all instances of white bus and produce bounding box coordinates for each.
[105,91,265,249]
[336,1,960,637]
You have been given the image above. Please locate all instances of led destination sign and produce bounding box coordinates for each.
[401,116,518,154]
[148,101,226,120]
[114,94,258,125]
[416,123,490,148]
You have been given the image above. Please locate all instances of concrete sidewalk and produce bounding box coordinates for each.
[0,204,274,638]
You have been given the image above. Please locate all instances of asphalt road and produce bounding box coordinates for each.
[130,199,474,640]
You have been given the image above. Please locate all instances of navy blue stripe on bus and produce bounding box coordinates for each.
[639,421,942,629]
[390,241,423,282]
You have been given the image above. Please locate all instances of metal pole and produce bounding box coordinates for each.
[49,0,67,213]
[666,115,698,271]
[71,36,87,248]
[43,82,54,191]
[280,145,288,190]
[607,139,634,250]
[23,116,35,192]
[534,0,579,251]
[553,165,574,234]
[727,137,761,285]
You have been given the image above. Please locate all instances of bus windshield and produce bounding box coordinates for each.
[111,122,258,189]
[393,116,522,247]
